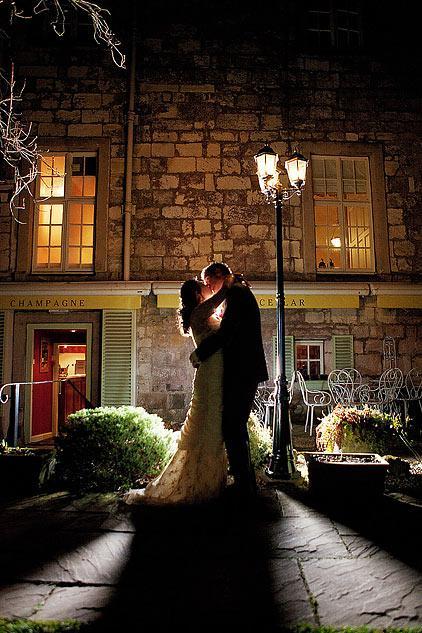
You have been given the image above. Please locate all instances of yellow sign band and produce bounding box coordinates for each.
[0,296,141,310]
[157,294,359,309]
[376,295,422,309]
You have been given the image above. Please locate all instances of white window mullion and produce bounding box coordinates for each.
[340,202,347,270]
[63,199,69,272]
[62,154,72,272]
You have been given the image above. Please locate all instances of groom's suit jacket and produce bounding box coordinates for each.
[194,282,269,385]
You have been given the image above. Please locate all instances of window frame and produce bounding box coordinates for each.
[32,151,97,273]
[295,339,325,381]
[312,155,375,273]
[301,142,390,278]
[16,137,110,279]
[305,2,363,50]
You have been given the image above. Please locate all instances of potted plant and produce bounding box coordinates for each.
[0,440,55,498]
[315,405,405,455]
[302,405,406,500]
[303,451,389,499]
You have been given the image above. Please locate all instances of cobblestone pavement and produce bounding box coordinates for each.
[0,487,421,632]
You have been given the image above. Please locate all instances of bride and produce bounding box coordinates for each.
[124,276,232,505]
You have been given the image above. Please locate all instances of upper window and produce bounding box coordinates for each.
[33,153,97,273]
[305,2,362,49]
[312,156,374,273]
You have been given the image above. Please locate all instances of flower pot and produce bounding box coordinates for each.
[303,452,389,500]
[0,449,54,498]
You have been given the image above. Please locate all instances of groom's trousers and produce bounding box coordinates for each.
[222,377,258,498]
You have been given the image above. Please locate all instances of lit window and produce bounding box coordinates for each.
[33,153,96,272]
[313,156,373,272]
[296,341,324,380]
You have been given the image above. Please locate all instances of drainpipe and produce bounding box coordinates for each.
[123,10,137,281]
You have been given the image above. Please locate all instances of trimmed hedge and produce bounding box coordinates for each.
[55,406,176,493]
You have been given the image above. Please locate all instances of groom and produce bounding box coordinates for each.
[190,262,268,502]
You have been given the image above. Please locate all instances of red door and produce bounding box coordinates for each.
[32,330,54,438]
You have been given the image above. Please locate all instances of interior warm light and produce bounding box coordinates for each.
[331,237,342,248]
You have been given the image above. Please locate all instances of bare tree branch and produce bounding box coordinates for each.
[0,63,40,221]
[0,0,126,68]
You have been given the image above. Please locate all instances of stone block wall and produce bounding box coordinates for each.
[1,7,419,282]
[137,294,422,424]
[129,19,421,281]
[7,34,127,281]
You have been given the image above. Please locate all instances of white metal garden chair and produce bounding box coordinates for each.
[378,367,403,416]
[328,368,362,407]
[253,373,296,430]
[397,368,422,420]
[297,370,332,436]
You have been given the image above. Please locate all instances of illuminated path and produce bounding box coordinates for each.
[0,489,421,630]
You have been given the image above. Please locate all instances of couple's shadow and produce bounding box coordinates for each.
[91,492,280,633]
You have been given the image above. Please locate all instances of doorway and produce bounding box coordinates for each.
[26,324,92,443]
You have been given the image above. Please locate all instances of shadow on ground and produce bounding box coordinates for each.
[280,481,422,572]
[90,493,283,633]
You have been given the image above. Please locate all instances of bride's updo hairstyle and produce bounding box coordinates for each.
[179,278,203,335]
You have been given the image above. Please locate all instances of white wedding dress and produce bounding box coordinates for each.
[125,292,227,506]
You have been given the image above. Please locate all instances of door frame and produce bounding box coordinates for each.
[25,323,92,443]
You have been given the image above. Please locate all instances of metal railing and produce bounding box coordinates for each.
[0,378,92,447]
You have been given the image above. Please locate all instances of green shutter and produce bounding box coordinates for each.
[273,335,295,380]
[101,310,135,406]
[284,336,295,380]
[0,311,4,384]
[333,335,354,369]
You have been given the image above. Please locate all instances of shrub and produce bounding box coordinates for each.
[316,405,405,455]
[248,412,272,469]
[55,406,176,493]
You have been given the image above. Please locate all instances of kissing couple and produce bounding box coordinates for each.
[125,262,268,507]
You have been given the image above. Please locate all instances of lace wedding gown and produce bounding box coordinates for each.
[124,292,227,506]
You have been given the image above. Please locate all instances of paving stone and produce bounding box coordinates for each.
[302,556,422,628]
[3,492,72,511]
[0,489,421,630]
[341,534,384,558]
[268,559,316,626]
[276,491,319,517]
[0,583,55,619]
[267,517,349,558]
[4,531,134,584]
[331,519,360,536]
[33,586,114,623]
[100,514,136,532]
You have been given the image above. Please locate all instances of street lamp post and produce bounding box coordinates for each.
[254,144,308,479]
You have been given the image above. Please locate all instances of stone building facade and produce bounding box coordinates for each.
[0,1,421,438]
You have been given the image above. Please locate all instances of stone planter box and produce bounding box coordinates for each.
[0,449,54,498]
[303,452,389,500]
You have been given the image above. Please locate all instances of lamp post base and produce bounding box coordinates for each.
[266,454,295,480]
[266,380,296,480]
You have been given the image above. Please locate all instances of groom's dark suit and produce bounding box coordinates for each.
[193,281,268,498]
